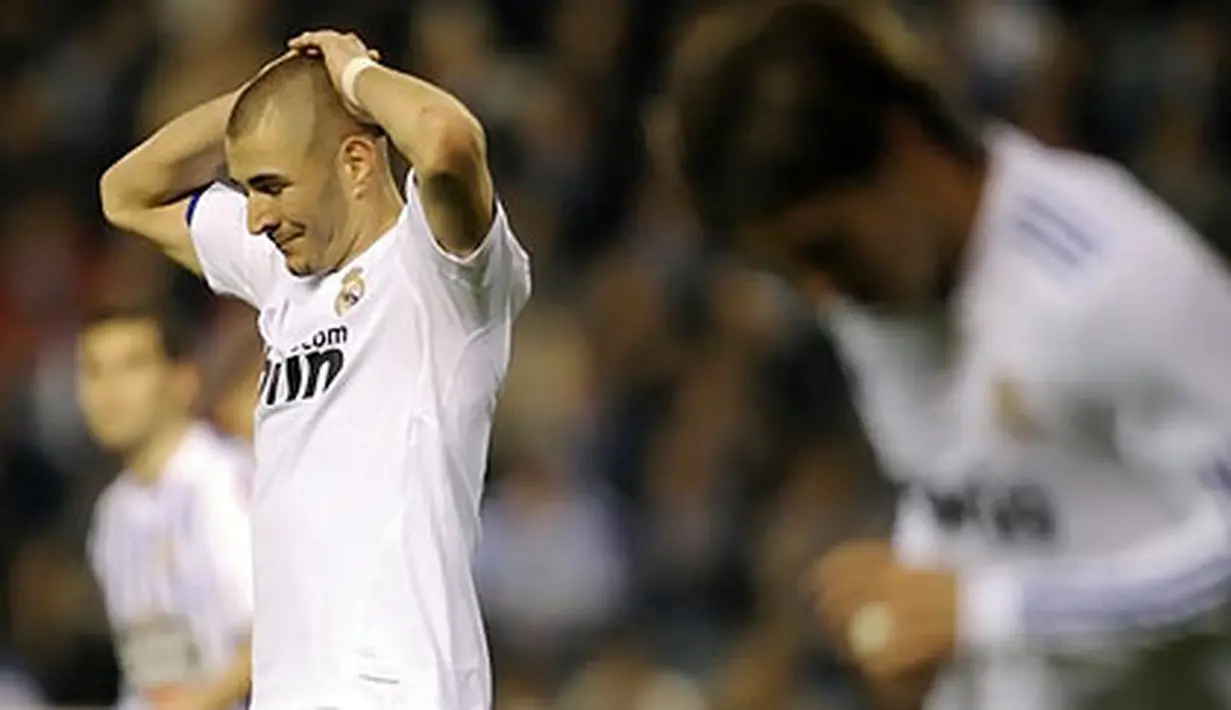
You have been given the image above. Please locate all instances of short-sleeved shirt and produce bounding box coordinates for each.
[827,126,1231,710]
[187,173,531,710]
[90,423,254,710]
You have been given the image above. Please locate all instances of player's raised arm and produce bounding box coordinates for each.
[289,30,493,258]
[99,89,242,274]
[961,222,1231,657]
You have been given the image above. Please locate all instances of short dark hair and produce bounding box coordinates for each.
[82,303,194,362]
[227,54,378,149]
[671,1,979,235]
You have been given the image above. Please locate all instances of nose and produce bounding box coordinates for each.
[246,195,280,237]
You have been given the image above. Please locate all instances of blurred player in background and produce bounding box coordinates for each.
[98,28,531,710]
[78,305,253,710]
[198,305,265,502]
[671,2,1231,710]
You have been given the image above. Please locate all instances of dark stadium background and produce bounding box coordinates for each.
[0,0,1229,707]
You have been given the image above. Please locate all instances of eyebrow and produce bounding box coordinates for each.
[245,173,287,191]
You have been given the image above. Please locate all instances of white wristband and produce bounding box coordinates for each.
[340,56,379,112]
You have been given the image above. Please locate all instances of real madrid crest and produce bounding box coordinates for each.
[335,267,366,316]
[993,375,1039,442]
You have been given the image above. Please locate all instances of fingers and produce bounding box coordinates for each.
[285,30,380,62]
[810,540,893,633]
[288,30,368,49]
[811,553,952,691]
[287,30,333,50]
[854,587,952,682]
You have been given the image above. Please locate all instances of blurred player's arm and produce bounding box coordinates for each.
[289,30,492,256]
[961,228,1231,656]
[99,90,241,274]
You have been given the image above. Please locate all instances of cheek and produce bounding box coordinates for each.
[883,180,932,239]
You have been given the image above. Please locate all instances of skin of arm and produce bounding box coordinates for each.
[98,89,242,274]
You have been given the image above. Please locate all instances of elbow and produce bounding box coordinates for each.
[99,162,131,228]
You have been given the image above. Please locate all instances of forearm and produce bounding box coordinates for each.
[101,91,238,216]
[350,65,485,180]
[959,502,1231,655]
[193,639,251,710]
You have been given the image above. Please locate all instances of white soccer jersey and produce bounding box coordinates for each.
[88,423,254,710]
[827,126,1231,710]
[186,172,531,710]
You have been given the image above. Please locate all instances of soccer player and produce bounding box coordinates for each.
[98,30,531,710]
[670,3,1231,710]
[78,304,253,710]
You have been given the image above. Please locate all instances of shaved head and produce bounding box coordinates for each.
[223,53,394,278]
[227,54,367,156]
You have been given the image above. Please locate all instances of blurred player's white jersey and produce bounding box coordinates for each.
[827,126,1231,710]
[186,173,531,710]
[89,422,254,710]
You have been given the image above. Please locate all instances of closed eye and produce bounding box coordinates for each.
[246,174,288,196]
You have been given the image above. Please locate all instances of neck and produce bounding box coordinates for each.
[932,151,989,305]
[126,417,193,485]
[337,172,404,269]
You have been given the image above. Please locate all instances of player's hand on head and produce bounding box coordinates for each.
[810,540,956,704]
[287,30,381,120]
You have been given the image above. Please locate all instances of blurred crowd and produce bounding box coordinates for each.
[0,0,1229,708]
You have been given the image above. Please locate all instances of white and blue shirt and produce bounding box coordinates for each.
[827,126,1231,710]
[89,423,254,710]
[187,172,531,710]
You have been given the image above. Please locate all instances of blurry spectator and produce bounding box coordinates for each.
[555,635,708,710]
[8,535,117,705]
[637,361,753,668]
[198,302,263,446]
[1135,99,1231,243]
[959,0,1062,115]
[548,0,629,90]
[31,0,148,158]
[137,0,276,134]
[477,448,632,665]
[0,659,43,708]
[710,623,818,710]
[493,660,552,710]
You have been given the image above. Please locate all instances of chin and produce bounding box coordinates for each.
[283,256,314,277]
[90,426,144,454]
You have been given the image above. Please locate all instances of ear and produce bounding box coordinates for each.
[339,135,379,197]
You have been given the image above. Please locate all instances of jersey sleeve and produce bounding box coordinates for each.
[85,501,111,600]
[959,211,1231,656]
[186,182,284,308]
[398,171,532,334]
[193,457,254,644]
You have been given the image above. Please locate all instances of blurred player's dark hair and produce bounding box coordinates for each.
[670,1,980,236]
[83,302,195,362]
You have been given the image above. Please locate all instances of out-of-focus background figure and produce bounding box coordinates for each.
[0,0,1228,708]
[77,304,253,710]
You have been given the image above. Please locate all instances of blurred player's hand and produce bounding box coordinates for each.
[287,30,380,121]
[810,540,957,709]
[146,686,213,710]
